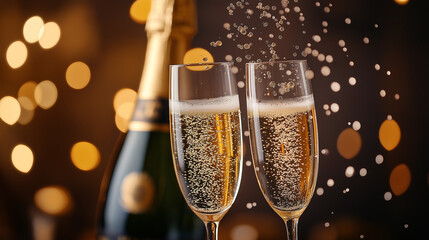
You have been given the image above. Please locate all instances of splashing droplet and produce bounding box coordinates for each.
[327,179,335,187]
[375,154,384,164]
[312,35,321,42]
[349,77,357,85]
[384,192,392,201]
[330,82,341,92]
[359,168,367,177]
[321,66,331,76]
[345,166,355,178]
[345,18,352,24]
[363,37,370,44]
[375,64,381,70]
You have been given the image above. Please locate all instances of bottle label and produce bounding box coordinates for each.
[120,172,155,214]
[128,98,169,132]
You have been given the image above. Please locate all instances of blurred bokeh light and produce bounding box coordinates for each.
[66,61,91,90]
[0,96,21,125]
[34,80,58,109]
[34,186,71,215]
[71,141,101,171]
[336,128,362,159]
[23,16,44,44]
[390,164,411,196]
[11,144,34,173]
[130,0,152,24]
[379,118,401,151]
[6,41,27,69]
[38,22,61,49]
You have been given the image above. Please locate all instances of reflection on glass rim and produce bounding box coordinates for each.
[170,62,233,68]
[246,59,307,66]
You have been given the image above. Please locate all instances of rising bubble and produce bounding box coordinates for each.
[327,179,335,187]
[363,37,370,44]
[375,154,384,164]
[321,66,331,76]
[375,64,381,70]
[330,82,341,92]
[359,168,367,177]
[345,166,355,178]
[384,192,392,201]
[316,187,324,196]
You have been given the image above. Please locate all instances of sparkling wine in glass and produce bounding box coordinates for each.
[246,60,319,240]
[169,62,243,240]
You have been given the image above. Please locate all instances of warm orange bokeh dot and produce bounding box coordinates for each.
[11,144,34,173]
[39,22,61,49]
[390,164,411,196]
[337,128,362,159]
[130,0,151,24]
[379,118,401,151]
[18,81,38,110]
[23,16,44,43]
[34,186,71,215]
[71,141,101,171]
[34,80,58,109]
[183,48,214,71]
[6,41,28,69]
[66,61,91,89]
[394,0,409,5]
[0,96,21,125]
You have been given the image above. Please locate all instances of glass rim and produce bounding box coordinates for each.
[245,59,307,66]
[170,61,233,68]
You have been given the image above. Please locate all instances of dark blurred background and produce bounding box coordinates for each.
[0,0,428,239]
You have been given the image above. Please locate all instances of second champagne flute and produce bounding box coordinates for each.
[246,60,319,240]
[169,62,243,240]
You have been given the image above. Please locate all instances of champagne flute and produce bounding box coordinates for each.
[169,62,243,240]
[246,60,319,240]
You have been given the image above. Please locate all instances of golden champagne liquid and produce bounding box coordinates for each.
[170,96,243,221]
[248,96,318,218]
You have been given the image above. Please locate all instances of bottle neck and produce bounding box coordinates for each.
[129,0,196,132]
[137,0,196,100]
[138,32,171,100]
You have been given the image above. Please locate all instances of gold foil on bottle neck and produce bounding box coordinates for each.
[138,0,197,100]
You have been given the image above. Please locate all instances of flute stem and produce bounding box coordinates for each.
[284,218,299,240]
[204,221,219,240]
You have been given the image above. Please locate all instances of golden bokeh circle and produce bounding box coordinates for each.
[66,61,91,89]
[183,48,214,71]
[337,128,362,159]
[6,41,28,69]
[18,81,38,110]
[71,141,101,171]
[0,96,21,125]
[39,22,61,49]
[34,186,71,215]
[379,118,401,151]
[130,0,151,24]
[23,16,44,43]
[113,88,137,111]
[34,80,58,109]
[390,164,411,196]
[11,144,34,173]
[394,0,409,5]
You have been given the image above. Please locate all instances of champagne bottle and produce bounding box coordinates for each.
[97,0,203,239]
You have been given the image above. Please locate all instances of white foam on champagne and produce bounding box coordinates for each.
[248,94,315,116]
[170,95,240,114]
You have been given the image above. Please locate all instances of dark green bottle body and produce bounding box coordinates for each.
[97,99,203,240]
